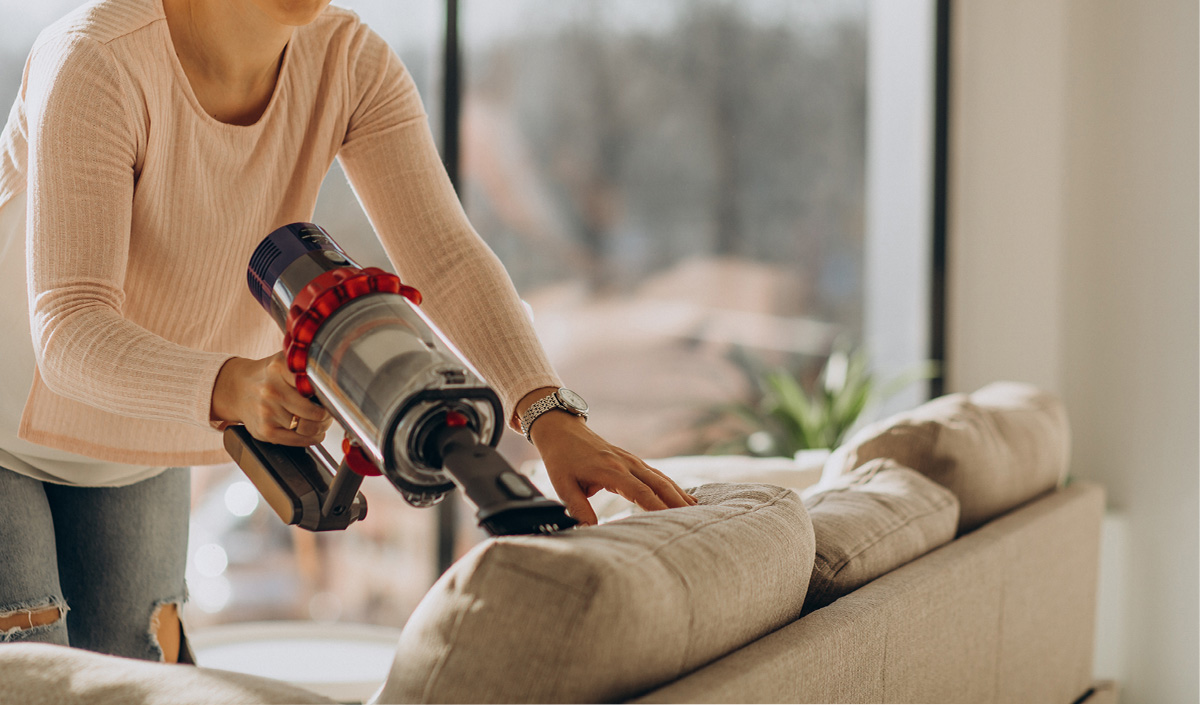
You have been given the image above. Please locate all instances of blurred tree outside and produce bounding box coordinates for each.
[459,0,867,460]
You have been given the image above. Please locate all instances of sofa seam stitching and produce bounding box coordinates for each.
[586,490,791,572]
[881,614,889,700]
[650,488,794,675]
[992,537,1008,700]
[647,488,793,560]
[490,558,595,598]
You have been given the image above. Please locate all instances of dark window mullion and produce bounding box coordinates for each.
[930,0,951,399]
[436,0,463,577]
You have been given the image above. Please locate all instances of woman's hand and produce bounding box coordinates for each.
[211,352,333,446]
[522,393,697,526]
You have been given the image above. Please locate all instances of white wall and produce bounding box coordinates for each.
[947,0,1071,395]
[947,1,1198,702]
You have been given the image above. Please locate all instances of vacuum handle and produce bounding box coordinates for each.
[223,426,367,531]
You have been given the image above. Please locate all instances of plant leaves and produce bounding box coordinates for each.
[701,345,941,457]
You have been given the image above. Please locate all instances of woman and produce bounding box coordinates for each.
[0,0,693,663]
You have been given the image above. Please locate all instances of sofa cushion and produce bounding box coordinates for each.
[801,458,959,613]
[374,483,815,704]
[0,643,336,705]
[822,382,1070,533]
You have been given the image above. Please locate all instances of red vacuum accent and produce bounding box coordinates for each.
[282,266,421,397]
[444,410,469,428]
[342,437,382,477]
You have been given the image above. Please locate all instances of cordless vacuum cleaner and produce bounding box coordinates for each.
[223,222,577,536]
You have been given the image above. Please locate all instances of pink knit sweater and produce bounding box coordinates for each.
[0,0,560,468]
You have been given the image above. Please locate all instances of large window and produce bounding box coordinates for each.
[0,0,939,631]
[461,1,870,462]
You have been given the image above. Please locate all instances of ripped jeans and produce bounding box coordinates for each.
[0,464,189,661]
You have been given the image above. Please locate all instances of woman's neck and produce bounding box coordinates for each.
[163,0,294,124]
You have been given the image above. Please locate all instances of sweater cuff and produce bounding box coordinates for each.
[503,374,564,434]
[199,354,239,431]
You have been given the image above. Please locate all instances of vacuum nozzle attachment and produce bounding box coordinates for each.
[432,425,578,535]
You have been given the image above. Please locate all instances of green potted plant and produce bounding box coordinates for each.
[704,345,938,458]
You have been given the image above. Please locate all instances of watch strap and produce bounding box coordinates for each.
[520,390,587,442]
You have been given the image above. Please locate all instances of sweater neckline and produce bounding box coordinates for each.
[155,0,293,134]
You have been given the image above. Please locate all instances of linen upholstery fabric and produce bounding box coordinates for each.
[633,482,1103,704]
[374,483,815,704]
[822,381,1070,533]
[801,458,959,613]
[0,643,337,705]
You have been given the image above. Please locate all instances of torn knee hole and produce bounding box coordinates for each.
[0,605,64,633]
[150,602,179,632]
[150,602,182,663]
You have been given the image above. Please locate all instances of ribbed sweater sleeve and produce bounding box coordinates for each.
[24,33,232,428]
[336,26,561,427]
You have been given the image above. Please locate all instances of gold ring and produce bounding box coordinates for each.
[288,415,299,431]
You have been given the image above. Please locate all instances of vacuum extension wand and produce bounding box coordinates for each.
[223,222,577,536]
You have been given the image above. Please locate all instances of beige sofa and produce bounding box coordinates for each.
[635,482,1103,703]
[0,382,1104,704]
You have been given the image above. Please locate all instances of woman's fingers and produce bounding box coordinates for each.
[616,450,697,506]
[631,464,694,509]
[273,406,330,445]
[551,460,702,525]
[278,391,330,427]
[246,352,331,445]
[555,481,600,527]
[256,417,326,446]
[281,414,330,441]
[608,467,670,512]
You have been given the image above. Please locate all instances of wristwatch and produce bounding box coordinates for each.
[520,388,589,442]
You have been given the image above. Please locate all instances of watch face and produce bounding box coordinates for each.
[557,388,588,413]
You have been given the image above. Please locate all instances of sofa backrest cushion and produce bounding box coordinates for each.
[822,381,1070,534]
[801,458,959,613]
[374,483,815,704]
